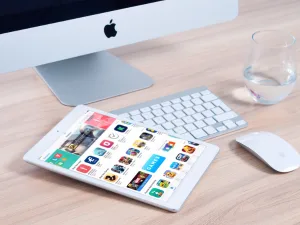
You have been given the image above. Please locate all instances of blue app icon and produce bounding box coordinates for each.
[170,162,180,169]
[188,141,199,146]
[142,154,166,173]
[94,148,107,156]
[162,141,175,151]
[84,156,99,165]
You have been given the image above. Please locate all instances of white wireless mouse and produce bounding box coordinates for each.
[236,132,300,173]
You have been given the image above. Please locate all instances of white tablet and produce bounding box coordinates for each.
[23,105,219,212]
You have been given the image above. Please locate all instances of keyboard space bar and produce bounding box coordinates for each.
[214,111,238,122]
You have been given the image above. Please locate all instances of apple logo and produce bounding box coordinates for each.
[104,19,117,38]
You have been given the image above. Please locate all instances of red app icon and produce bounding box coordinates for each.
[100,140,114,148]
[76,164,91,173]
[54,153,62,158]
[85,113,116,129]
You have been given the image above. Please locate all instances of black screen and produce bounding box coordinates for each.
[0,0,163,34]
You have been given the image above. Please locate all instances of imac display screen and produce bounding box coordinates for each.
[0,0,164,34]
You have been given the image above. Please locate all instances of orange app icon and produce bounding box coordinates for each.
[182,145,196,154]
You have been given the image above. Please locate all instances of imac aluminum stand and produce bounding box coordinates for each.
[36,51,154,106]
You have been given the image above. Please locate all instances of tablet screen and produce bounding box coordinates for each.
[40,110,206,201]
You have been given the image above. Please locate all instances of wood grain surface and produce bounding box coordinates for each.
[1,0,300,224]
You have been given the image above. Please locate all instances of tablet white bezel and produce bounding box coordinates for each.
[23,105,219,212]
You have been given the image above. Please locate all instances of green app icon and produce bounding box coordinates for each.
[149,188,164,198]
[46,149,80,169]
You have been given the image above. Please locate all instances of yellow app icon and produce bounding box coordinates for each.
[157,179,170,188]
[133,140,146,148]
[163,170,177,179]
[103,172,118,183]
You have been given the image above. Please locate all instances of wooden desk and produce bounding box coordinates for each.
[1,0,300,224]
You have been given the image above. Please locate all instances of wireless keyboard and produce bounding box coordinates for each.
[111,87,247,140]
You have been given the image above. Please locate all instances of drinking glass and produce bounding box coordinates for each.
[244,30,297,105]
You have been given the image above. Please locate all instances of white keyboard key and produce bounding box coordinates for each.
[202,94,218,102]
[173,111,186,119]
[212,99,222,106]
[130,110,140,116]
[202,110,214,118]
[182,116,195,124]
[172,119,185,127]
[151,104,161,110]
[214,111,238,122]
[167,130,177,137]
[212,107,224,115]
[162,122,175,130]
[182,132,195,140]
[203,126,217,135]
[152,109,165,117]
[223,120,237,129]
[161,101,171,107]
[153,117,166,124]
[172,103,184,111]
[203,102,214,109]
[220,103,231,112]
[119,113,130,118]
[142,112,154,119]
[171,98,181,104]
[191,129,207,139]
[174,126,187,134]
[192,113,204,121]
[194,121,206,128]
[182,101,194,108]
[143,119,156,127]
[201,90,211,95]
[131,115,144,122]
[217,126,227,132]
[191,92,201,98]
[204,117,216,125]
[184,123,197,132]
[181,95,192,101]
[140,107,151,113]
[162,106,174,114]
[163,114,176,121]
[183,108,196,116]
[236,120,247,126]
[193,105,205,112]
[191,98,203,105]
[154,125,165,131]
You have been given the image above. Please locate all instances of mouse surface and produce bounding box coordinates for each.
[236,132,300,173]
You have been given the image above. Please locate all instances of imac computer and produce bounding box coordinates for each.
[0,0,238,106]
